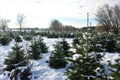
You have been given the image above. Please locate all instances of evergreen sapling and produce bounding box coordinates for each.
[4,42,32,80]
[67,32,108,80]
[49,40,68,69]
[29,36,48,60]
[4,42,28,71]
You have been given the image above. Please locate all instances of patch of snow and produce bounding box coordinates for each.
[31,53,67,80]
[101,52,120,64]
[72,54,81,60]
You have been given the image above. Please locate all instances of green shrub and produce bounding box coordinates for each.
[23,35,33,41]
[14,35,22,42]
[0,36,11,45]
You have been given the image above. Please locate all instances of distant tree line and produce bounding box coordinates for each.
[0,13,26,32]
[49,19,77,32]
[1,3,120,34]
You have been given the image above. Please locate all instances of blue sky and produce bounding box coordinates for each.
[57,17,97,27]
[0,0,119,28]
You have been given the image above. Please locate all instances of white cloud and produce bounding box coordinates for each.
[0,0,119,28]
[78,0,120,18]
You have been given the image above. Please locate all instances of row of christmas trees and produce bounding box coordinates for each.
[3,36,48,80]
[48,32,120,80]
[1,31,120,80]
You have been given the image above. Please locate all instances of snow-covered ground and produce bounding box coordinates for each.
[0,37,119,80]
[0,37,73,80]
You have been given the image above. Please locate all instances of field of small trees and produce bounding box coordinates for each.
[0,3,120,80]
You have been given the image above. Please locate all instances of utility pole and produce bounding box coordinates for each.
[86,12,89,57]
[87,12,89,28]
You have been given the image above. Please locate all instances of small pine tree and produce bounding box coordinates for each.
[29,37,42,60]
[60,38,71,57]
[37,36,48,53]
[4,42,28,71]
[67,32,108,80]
[67,54,106,80]
[0,35,11,46]
[14,35,22,42]
[29,36,48,60]
[49,41,67,69]
[4,41,32,80]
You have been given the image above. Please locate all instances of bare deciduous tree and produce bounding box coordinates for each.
[0,19,10,32]
[96,4,120,34]
[50,19,63,31]
[16,14,26,32]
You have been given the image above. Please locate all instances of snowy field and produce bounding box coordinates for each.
[0,37,119,80]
